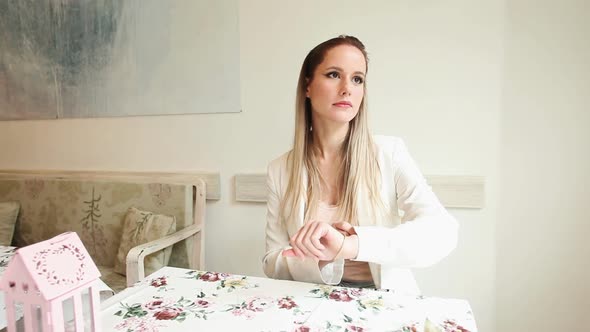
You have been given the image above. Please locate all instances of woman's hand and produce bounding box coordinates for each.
[282,221,345,261]
[332,221,357,236]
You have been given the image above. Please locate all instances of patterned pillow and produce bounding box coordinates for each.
[0,201,20,246]
[113,207,176,277]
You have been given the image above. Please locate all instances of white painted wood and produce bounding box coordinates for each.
[234,173,485,209]
[192,180,207,271]
[235,174,267,202]
[125,224,203,286]
[0,169,221,200]
[425,175,485,209]
[126,180,206,286]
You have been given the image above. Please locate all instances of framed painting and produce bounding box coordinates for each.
[0,0,240,120]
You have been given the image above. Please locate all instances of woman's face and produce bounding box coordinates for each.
[306,44,366,126]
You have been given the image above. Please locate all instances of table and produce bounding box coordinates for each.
[0,247,15,270]
[101,267,477,332]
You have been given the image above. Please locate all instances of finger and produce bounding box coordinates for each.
[309,223,327,251]
[290,237,306,259]
[299,222,323,258]
[333,222,356,235]
[289,228,306,259]
[282,249,297,257]
[310,224,336,260]
[320,227,345,261]
[335,228,348,237]
[332,221,352,232]
[301,223,325,258]
[292,224,314,258]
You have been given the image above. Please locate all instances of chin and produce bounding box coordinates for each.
[313,108,359,124]
[329,110,358,123]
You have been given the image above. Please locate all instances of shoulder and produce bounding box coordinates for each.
[372,135,405,156]
[266,150,292,195]
[268,150,290,170]
[267,150,292,177]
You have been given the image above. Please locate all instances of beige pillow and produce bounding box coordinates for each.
[0,201,20,246]
[113,207,176,277]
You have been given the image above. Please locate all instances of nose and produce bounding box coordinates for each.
[339,80,351,96]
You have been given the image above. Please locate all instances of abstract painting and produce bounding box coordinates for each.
[0,0,240,120]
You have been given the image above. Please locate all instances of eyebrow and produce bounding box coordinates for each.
[324,66,366,76]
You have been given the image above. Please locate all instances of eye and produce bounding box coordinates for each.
[352,76,364,84]
[326,71,340,79]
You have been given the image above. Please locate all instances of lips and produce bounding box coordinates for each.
[333,101,352,107]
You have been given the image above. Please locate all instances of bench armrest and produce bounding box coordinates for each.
[125,223,201,286]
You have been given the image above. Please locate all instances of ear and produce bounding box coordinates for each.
[305,78,310,98]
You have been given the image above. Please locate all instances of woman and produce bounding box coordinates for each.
[263,35,458,294]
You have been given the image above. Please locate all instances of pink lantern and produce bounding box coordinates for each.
[0,232,101,331]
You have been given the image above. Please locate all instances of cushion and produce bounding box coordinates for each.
[113,207,176,277]
[0,201,20,246]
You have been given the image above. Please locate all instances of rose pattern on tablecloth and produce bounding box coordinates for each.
[309,285,365,302]
[224,296,274,320]
[114,293,216,331]
[357,296,386,313]
[186,270,229,282]
[294,313,368,332]
[391,322,420,332]
[114,316,165,332]
[326,313,368,332]
[0,247,15,268]
[185,270,259,292]
[275,295,311,317]
[147,276,173,292]
[440,318,471,332]
[104,268,477,332]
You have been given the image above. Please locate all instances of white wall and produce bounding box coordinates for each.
[1,1,587,331]
[0,1,501,331]
[498,1,590,331]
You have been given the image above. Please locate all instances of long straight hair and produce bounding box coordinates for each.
[281,35,386,225]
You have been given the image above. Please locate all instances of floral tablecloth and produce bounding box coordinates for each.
[101,266,477,332]
[0,247,15,272]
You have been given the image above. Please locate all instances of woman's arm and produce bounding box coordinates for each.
[262,160,344,284]
[353,138,459,267]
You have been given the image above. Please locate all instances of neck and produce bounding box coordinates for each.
[311,121,349,160]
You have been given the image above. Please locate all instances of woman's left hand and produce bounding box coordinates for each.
[333,221,357,236]
[282,221,345,261]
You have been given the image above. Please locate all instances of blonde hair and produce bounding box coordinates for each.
[281,35,386,225]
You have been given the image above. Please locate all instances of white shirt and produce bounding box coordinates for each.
[263,135,459,295]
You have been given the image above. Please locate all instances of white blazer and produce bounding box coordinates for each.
[263,135,458,295]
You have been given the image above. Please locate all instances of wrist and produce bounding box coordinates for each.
[341,235,359,260]
[333,235,359,260]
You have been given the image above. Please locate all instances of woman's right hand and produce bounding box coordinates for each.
[282,221,346,261]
